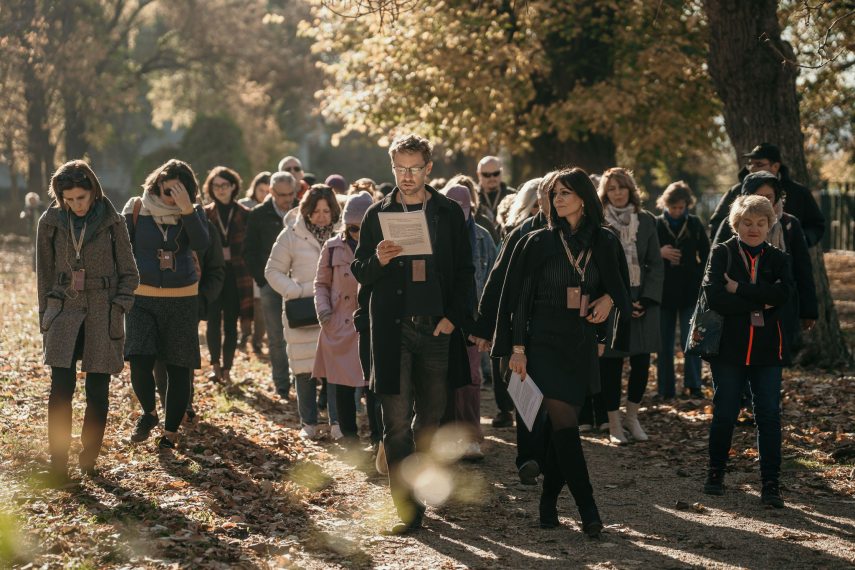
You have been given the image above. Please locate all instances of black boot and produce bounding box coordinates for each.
[703,468,726,495]
[551,427,603,538]
[539,445,563,528]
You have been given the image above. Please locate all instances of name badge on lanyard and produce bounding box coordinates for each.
[740,247,765,327]
[560,233,592,314]
[412,259,426,282]
[222,246,231,261]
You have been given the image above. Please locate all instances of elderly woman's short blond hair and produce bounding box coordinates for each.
[729,194,775,230]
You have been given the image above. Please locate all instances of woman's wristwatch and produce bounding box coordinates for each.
[512,345,525,355]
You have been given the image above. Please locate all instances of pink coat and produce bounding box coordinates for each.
[312,235,365,387]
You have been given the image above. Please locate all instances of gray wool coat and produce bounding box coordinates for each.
[37,198,139,374]
[602,209,664,357]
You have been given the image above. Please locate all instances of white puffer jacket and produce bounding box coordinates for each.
[265,215,323,375]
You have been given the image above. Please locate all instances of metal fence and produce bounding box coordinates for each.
[821,183,855,252]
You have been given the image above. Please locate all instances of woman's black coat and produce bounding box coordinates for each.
[703,237,795,367]
[713,212,818,345]
[656,214,710,310]
[351,186,475,396]
[492,225,632,363]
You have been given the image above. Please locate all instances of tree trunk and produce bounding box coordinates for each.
[704,0,851,368]
[23,65,52,197]
[520,134,616,181]
[63,91,88,160]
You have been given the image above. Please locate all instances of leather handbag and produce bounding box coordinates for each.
[284,296,318,328]
[686,244,731,358]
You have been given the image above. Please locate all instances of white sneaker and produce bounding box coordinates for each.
[463,442,485,462]
[330,424,344,441]
[299,424,318,439]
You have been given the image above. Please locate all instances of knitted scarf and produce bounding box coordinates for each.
[605,203,642,287]
[124,191,185,225]
[305,219,335,246]
[767,200,786,252]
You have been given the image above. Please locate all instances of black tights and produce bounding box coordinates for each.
[543,398,581,432]
[598,354,650,412]
[130,355,191,433]
[48,365,109,468]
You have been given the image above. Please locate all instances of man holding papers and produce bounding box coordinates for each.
[493,168,631,539]
[351,134,475,535]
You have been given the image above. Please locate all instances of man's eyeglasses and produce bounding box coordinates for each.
[273,191,295,199]
[283,166,302,173]
[346,224,361,234]
[392,165,426,176]
[480,170,502,178]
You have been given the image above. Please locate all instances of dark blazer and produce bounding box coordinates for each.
[656,214,710,309]
[709,167,825,247]
[492,225,632,360]
[351,186,476,395]
[703,237,794,367]
[473,212,546,340]
[205,201,254,319]
[244,199,285,288]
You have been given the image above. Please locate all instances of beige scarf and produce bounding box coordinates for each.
[767,199,786,252]
[121,191,185,225]
[605,204,642,287]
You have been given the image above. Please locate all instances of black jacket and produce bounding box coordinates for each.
[704,238,794,367]
[473,212,546,340]
[656,214,710,309]
[351,186,476,395]
[244,199,285,288]
[713,211,818,345]
[197,220,226,320]
[492,225,632,359]
[709,166,825,247]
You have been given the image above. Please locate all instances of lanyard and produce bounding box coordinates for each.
[665,218,688,243]
[69,220,87,261]
[400,190,427,213]
[559,232,592,284]
[216,206,234,242]
[154,220,170,243]
[738,247,762,284]
[485,188,502,212]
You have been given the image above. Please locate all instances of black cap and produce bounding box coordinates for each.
[743,143,782,164]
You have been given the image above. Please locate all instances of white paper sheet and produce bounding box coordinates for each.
[378,211,433,256]
[508,371,544,432]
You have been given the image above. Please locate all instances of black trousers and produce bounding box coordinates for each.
[48,365,109,469]
[130,355,191,433]
[334,385,359,439]
[207,266,240,370]
[597,353,651,412]
[492,356,514,413]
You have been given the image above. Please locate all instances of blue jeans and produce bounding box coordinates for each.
[658,305,701,397]
[295,373,318,426]
[708,360,782,482]
[260,284,290,396]
[379,317,450,521]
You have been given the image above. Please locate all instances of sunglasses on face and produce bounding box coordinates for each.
[347,225,361,234]
[480,170,501,178]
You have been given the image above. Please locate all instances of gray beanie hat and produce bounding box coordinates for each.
[343,191,374,224]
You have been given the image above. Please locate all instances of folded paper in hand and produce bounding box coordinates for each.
[508,371,544,431]
[378,212,433,256]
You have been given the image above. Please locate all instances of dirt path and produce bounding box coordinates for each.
[1,237,854,569]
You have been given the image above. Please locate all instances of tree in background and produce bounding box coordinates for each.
[704,0,851,367]
[301,0,722,178]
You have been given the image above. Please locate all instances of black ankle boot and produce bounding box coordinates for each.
[704,468,726,495]
[551,427,603,538]
[539,446,563,529]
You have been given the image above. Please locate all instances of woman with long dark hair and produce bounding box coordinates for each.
[37,160,139,482]
[202,166,253,383]
[123,159,210,449]
[493,168,631,538]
